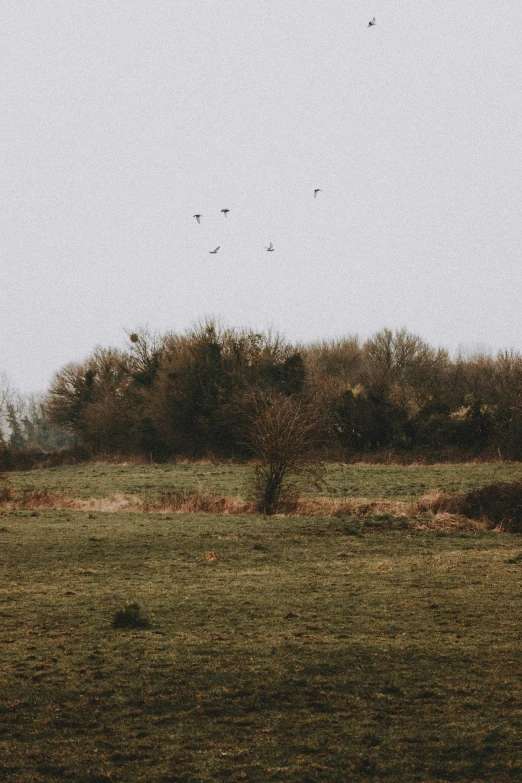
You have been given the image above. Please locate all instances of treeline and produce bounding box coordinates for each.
[0,386,71,454]
[2,323,522,464]
[30,322,522,462]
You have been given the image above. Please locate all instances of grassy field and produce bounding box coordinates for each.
[1,464,522,781]
[5,460,522,502]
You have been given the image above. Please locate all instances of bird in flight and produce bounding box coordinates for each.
[266,242,274,252]
[221,208,230,218]
[314,189,322,198]
[368,17,376,26]
[193,214,202,224]
[209,246,220,254]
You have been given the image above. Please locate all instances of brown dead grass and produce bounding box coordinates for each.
[145,490,255,515]
[0,484,409,518]
[0,487,255,515]
[412,511,489,532]
[295,496,409,517]
[0,484,514,533]
[296,495,490,531]
[77,493,146,512]
[413,481,522,532]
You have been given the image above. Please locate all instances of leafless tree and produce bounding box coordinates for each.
[244,392,326,515]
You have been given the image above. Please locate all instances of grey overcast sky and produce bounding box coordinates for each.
[1,0,521,392]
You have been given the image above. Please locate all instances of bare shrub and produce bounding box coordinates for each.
[243,393,326,515]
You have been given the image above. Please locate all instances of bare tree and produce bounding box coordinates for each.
[363,328,449,414]
[0,372,11,444]
[244,392,325,515]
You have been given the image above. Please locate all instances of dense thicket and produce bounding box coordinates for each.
[43,324,307,459]
[4,323,522,461]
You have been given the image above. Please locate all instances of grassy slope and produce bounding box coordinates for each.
[1,506,522,782]
[5,461,522,501]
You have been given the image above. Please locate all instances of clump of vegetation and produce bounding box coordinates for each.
[418,480,522,532]
[244,392,326,515]
[112,602,150,630]
[0,473,14,503]
[149,489,253,515]
[3,321,522,465]
[0,482,75,509]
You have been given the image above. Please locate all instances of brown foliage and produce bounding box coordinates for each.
[243,392,327,514]
[415,480,522,532]
[1,478,520,534]
[38,322,522,462]
[147,490,254,515]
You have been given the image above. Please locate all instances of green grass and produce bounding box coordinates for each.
[324,462,522,499]
[5,461,522,502]
[4,463,248,501]
[1,505,522,781]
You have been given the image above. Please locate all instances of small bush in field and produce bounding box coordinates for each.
[112,602,150,630]
[244,393,326,515]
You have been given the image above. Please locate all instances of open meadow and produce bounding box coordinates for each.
[5,460,522,502]
[1,463,522,781]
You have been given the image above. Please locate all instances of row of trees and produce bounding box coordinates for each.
[0,379,71,455]
[3,323,522,461]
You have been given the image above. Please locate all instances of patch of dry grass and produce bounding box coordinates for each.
[146,490,255,515]
[413,510,489,532]
[0,486,255,515]
[295,496,409,517]
[0,482,412,518]
[2,476,521,534]
[3,486,77,509]
[413,481,522,532]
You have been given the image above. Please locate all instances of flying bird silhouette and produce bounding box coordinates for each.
[314,189,322,198]
[221,208,230,217]
[368,17,376,26]
[266,242,274,252]
[209,246,220,254]
[193,214,202,223]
